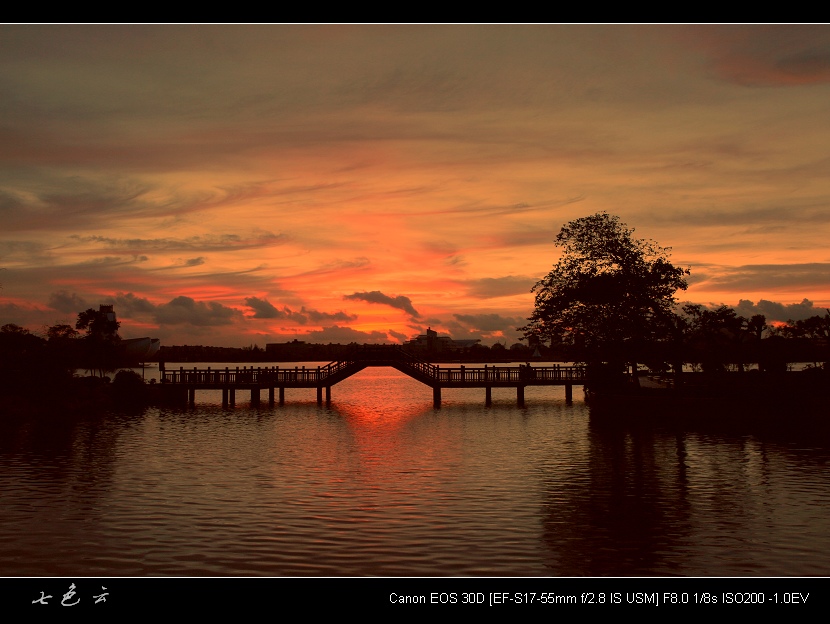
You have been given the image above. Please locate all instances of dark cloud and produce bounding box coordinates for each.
[775,51,830,82]
[0,250,285,319]
[343,290,419,317]
[443,320,485,343]
[155,296,241,326]
[3,26,830,349]
[484,196,586,218]
[453,313,525,333]
[422,240,458,256]
[304,325,389,344]
[0,189,19,214]
[46,291,245,330]
[83,255,148,266]
[107,292,158,316]
[245,296,282,319]
[294,257,371,279]
[0,239,49,259]
[0,167,313,239]
[71,231,286,253]
[244,297,356,325]
[408,196,586,220]
[700,263,830,291]
[0,176,161,233]
[448,312,526,344]
[388,329,408,343]
[48,290,90,314]
[0,301,28,325]
[643,204,830,228]
[491,229,561,249]
[302,307,356,324]
[244,297,306,323]
[466,275,536,298]
[733,298,827,323]
[693,25,830,87]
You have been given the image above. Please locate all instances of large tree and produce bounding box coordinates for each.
[681,304,765,373]
[774,310,830,368]
[521,213,690,372]
[76,307,121,377]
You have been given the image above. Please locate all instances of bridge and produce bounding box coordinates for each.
[160,345,586,407]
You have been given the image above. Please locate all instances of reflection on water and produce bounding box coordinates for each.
[2,364,830,576]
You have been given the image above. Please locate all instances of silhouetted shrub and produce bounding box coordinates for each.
[112,370,147,407]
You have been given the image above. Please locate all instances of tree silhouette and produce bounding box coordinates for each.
[0,324,47,393]
[777,310,830,340]
[76,307,121,377]
[774,310,830,368]
[521,213,690,381]
[45,323,81,379]
[681,304,759,373]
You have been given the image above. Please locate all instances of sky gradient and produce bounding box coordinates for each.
[2,24,830,347]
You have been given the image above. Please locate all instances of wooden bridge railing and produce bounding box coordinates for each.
[163,364,350,385]
[162,361,586,386]
[432,364,585,383]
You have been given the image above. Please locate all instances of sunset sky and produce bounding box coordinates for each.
[2,24,830,347]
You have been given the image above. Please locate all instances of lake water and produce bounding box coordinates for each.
[2,362,830,577]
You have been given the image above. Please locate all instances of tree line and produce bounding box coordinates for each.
[3,215,828,394]
[520,212,829,383]
[1,307,122,390]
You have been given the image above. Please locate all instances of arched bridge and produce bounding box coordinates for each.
[160,345,586,407]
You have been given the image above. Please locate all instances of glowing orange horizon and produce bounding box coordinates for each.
[2,26,829,347]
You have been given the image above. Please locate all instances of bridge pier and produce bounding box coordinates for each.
[161,353,586,409]
[170,386,188,404]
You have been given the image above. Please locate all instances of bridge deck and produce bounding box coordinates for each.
[159,347,586,406]
[161,363,586,388]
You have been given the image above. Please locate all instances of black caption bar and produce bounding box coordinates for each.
[4,577,825,612]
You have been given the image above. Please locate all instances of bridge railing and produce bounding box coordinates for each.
[161,361,586,385]
[432,364,586,383]
[335,345,442,379]
[527,365,586,381]
[318,359,357,379]
[397,359,440,379]
[163,364,358,385]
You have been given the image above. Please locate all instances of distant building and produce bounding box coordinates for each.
[99,304,116,323]
[265,340,353,361]
[122,337,161,361]
[99,304,160,361]
[404,327,480,353]
[265,339,313,359]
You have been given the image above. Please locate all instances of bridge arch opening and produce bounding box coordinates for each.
[161,347,585,408]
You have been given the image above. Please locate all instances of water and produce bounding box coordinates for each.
[2,363,830,576]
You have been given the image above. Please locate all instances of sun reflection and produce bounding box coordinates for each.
[316,368,448,491]
[332,368,433,432]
